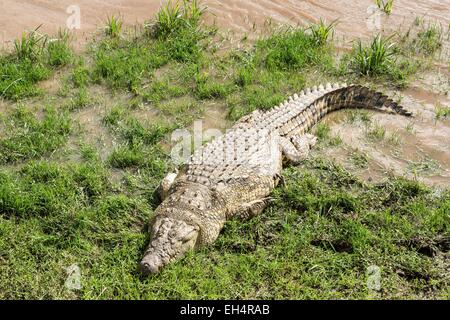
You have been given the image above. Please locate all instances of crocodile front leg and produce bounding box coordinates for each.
[157,171,178,201]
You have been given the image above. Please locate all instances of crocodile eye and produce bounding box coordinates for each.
[181,230,196,243]
[151,219,162,235]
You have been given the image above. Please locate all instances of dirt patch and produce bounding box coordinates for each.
[199,101,231,131]
[70,86,132,161]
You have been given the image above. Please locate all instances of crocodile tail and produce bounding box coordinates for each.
[318,84,413,117]
[282,84,413,137]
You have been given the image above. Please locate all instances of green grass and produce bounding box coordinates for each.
[224,27,334,120]
[102,108,174,171]
[227,83,287,121]
[315,123,331,140]
[103,109,175,146]
[194,74,231,99]
[0,161,107,218]
[141,78,188,103]
[0,157,447,299]
[92,1,209,94]
[0,106,71,164]
[154,100,204,126]
[47,29,73,67]
[255,27,333,71]
[0,28,72,100]
[414,23,443,55]
[313,123,343,147]
[408,158,441,176]
[67,87,90,111]
[96,12,330,122]
[93,41,168,92]
[0,55,50,100]
[91,1,422,125]
[151,0,205,39]
[398,20,444,59]
[71,66,90,88]
[345,110,372,124]
[350,149,369,168]
[376,0,394,15]
[366,122,386,141]
[152,0,184,39]
[148,0,207,62]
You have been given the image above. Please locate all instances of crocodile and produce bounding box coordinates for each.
[140,83,412,274]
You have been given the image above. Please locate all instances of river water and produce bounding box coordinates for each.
[1,0,449,48]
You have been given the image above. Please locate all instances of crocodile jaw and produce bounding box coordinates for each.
[140,217,199,274]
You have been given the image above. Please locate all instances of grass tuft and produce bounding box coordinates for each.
[376,0,394,15]
[47,29,73,66]
[105,15,124,38]
[366,122,386,141]
[153,0,183,39]
[435,104,450,120]
[13,27,48,61]
[152,0,205,39]
[344,34,419,87]
[309,19,337,46]
[351,35,397,76]
[67,87,90,111]
[71,60,90,88]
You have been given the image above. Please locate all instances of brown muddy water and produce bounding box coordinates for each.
[0,0,449,186]
[1,1,449,49]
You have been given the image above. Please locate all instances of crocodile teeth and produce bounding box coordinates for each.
[293,93,299,99]
[326,83,332,90]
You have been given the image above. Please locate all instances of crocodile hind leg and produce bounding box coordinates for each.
[236,198,270,220]
[292,133,317,150]
[279,134,317,164]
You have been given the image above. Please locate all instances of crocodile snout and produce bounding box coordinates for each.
[140,254,162,274]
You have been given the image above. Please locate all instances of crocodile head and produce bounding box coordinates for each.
[140,216,200,274]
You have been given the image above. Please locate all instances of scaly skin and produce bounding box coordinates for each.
[140,83,412,274]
